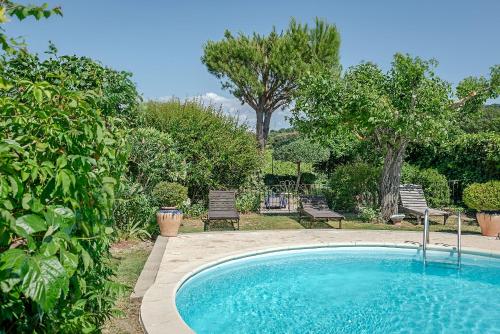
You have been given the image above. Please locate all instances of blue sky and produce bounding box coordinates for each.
[7,0,500,128]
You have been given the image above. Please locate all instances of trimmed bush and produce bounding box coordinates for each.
[401,164,450,207]
[328,163,380,211]
[151,182,189,208]
[142,100,261,200]
[463,181,500,211]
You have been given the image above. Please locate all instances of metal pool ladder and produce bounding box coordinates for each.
[422,208,462,268]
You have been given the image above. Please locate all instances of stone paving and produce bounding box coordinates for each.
[140,229,500,334]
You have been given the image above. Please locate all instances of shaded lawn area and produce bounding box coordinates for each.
[103,240,154,334]
[180,212,481,234]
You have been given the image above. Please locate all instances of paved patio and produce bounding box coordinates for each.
[140,229,500,334]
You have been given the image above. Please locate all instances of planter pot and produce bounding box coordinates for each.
[476,212,500,237]
[156,207,183,237]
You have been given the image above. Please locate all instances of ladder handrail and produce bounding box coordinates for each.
[422,208,462,268]
[422,208,429,265]
[457,211,462,268]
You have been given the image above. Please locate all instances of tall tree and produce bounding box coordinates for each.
[292,53,499,220]
[202,18,341,150]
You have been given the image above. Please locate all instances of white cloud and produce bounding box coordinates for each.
[157,92,291,130]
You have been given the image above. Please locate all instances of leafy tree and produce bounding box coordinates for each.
[0,52,141,122]
[293,53,499,220]
[0,67,128,332]
[273,138,329,189]
[0,1,62,53]
[202,18,341,150]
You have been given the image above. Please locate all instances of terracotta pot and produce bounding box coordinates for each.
[156,207,183,237]
[476,212,500,237]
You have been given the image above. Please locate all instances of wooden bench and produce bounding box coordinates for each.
[399,184,450,225]
[299,195,345,228]
[204,190,240,231]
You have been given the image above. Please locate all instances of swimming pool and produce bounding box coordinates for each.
[176,247,500,334]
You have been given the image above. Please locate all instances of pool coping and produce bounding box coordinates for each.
[140,232,500,334]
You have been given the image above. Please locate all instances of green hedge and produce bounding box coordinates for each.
[142,100,261,201]
[328,163,380,211]
[407,132,500,184]
[401,163,451,207]
[463,181,500,211]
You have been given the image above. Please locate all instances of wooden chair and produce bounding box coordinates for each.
[399,184,450,225]
[204,190,240,231]
[298,195,344,228]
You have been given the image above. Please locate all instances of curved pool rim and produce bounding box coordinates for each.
[140,240,500,334]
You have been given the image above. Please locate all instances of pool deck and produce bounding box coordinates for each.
[140,229,500,334]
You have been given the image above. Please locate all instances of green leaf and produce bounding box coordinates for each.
[33,87,43,103]
[14,214,47,238]
[60,249,78,277]
[21,255,67,310]
[0,249,28,292]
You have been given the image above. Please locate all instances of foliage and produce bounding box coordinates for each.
[328,163,380,211]
[293,53,498,219]
[0,52,141,123]
[0,69,128,331]
[181,202,207,219]
[202,17,341,149]
[127,127,185,193]
[112,181,155,240]
[407,132,500,184]
[267,128,300,149]
[460,104,500,133]
[359,207,381,223]
[401,164,450,207]
[236,190,260,213]
[0,1,62,53]
[142,100,261,201]
[273,138,329,164]
[463,181,500,211]
[151,182,188,208]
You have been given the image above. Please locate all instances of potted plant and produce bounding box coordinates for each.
[152,181,188,237]
[463,181,500,237]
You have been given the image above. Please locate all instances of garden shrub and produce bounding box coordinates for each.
[182,202,207,218]
[407,132,500,184]
[328,163,380,211]
[151,182,189,208]
[401,163,451,207]
[236,190,261,213]
[0,72,128,331]
[112,181,156,240]
[359,207,381,223]
[142,100,261,200]
[463,181,500,211]
[127,127,186,192]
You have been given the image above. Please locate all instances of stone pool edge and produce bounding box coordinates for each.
[140,237,500,334]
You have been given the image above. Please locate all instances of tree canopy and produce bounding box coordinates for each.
[202,17,341,150]
[292,53,499,219]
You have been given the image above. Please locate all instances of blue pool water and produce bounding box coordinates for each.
[176,247,500,334]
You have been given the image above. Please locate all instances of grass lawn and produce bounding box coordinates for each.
[103,240,154,334]
[105,212,480,333]
[180,212,481,234]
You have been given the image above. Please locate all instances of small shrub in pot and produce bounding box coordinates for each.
[463,181,500,237]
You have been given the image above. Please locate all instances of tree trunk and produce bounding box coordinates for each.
[255,108,273,151]
[379,142,407,221]
[295,161,301,192]
[255,110,265,150]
